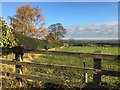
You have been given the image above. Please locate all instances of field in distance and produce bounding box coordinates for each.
[57,46,119,55]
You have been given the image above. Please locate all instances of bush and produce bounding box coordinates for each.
[0,17,17,48]
[14,33,62,50]
[14,33,46,50]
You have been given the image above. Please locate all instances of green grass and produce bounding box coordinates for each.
[58,46,119,55]
[3,45,119,88]
[23,45,120,88]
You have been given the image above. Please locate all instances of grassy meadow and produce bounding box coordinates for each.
[58,46,119,55]
[2,45,119,88]
[21,45,119,88]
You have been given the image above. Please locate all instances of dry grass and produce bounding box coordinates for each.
[1,53,42,74]
[22,53,42,62]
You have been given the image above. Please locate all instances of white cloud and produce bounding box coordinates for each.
[64,22,118,39]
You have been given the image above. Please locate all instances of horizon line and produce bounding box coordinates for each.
[62,38,119,40]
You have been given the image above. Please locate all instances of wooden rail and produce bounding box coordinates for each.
[1,60,99,74]
[19,50,120,60]
[1,47,119,60]
[1,47,120,88]
[1,71,83,87]
[1,60,120,77]
[1,71,65,85]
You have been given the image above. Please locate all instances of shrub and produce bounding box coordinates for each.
[14,33,62,50]
[0,17,17,48]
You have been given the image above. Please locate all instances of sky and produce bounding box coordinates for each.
[1,0,120,2]
[1,2,118,39]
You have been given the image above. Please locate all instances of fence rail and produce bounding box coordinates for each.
[1,47,119,60]
[1,71,65,84]
[1,60,120,77]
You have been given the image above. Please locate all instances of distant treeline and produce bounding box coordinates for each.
[61,39,120,46]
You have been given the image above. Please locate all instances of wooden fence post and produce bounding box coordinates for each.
[13,46,23,87]
[15,52,22,75]
[84,62,88,83]
[93,50,101,85]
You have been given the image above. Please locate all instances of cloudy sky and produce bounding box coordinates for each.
[2,2,118,39]
[65,22,118,39]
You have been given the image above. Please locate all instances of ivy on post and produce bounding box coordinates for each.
[93,50,101,86]
[12,46,24,87]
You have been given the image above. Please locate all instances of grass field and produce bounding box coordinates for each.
[2,45,120,88]
[24,45,120,88]
[58,46,119,55]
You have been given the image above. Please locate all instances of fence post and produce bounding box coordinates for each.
[13,46,23,87]
[84,62,87,83]
[15,51,22,75]
[93,50,101,85]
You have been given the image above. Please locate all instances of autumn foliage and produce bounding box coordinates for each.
[9,3,47,38]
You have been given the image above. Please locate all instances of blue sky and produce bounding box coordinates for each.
[1,2,118,39]
[2,2,118,26]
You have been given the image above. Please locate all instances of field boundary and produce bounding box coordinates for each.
[1,47,120,88]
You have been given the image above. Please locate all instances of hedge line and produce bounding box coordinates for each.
[14,33,62,50]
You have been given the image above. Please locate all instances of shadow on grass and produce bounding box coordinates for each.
[2,78,120,90]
